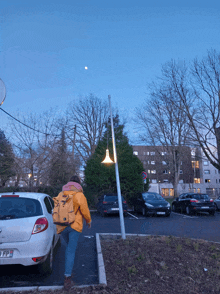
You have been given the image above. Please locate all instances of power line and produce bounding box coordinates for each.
[0,107,53,136]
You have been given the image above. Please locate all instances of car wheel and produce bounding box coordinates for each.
[214,203,218,211]
[165,212,171,217]
[209,210,215,216]
[38,246,53,275]
[186,206,192,215]
[172,204,176,212]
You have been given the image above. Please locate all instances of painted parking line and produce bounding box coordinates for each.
[127,212,139,219]
[172,212,198,218]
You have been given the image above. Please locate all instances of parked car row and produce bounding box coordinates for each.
[96,192,171,217]
[96,192,219,218]
[0,192,60,274]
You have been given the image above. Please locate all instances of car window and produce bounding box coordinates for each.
[192,194,209,200]
[44,197,53,214]
[48,196,54,208]
[104,195,125,202]
[0,197,43,220]
[142,193,163,201]
[179,195,185,199]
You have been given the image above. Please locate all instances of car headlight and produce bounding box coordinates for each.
[145,203,154,207]
[166,203,171,207]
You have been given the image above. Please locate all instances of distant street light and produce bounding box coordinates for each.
[102,95,126,240]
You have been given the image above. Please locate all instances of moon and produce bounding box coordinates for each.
[85,66,88,70]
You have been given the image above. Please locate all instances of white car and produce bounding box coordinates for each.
[0,192,60,275]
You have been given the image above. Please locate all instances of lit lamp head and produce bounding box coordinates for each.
[101,149,114,164]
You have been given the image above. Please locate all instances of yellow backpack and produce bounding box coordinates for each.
[52,193,79,226]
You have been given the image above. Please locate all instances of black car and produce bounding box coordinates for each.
[134,192,171,217]
[214,196,220,211]
[96,194,128,217]
[172,193,215,215]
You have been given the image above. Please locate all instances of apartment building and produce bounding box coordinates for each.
[132,145,220,198]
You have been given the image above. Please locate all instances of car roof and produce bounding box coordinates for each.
[0,192,50,200]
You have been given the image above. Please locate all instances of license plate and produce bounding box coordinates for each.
[157,212,165,215]
[201,207,209,209]
[0,250,13,258]
[111,208,119,211]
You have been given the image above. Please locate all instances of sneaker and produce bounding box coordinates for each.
[64,275,74,291]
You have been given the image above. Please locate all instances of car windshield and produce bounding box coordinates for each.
[104,195,124,202]
[142,193,163,201]
[192,194,210,200]
[0,197,43,219]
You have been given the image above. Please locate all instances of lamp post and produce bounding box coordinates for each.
[108,95,126,239]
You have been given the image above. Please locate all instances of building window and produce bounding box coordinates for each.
[179,180,184,183]
[148,170,151,174]
[163,170,168,174]
[151,170,156,174]
[192,161,199,168]
[161,152,167,156]
[133,151,138,156]
[204,170,210,174]
[152,179,157,183]
[203,161,209,166]
[162,161,167,165]
[197,188,200,193]
[216,179,218,183]
[205,179,211,183]
[151,161,155,165]
[144,152,149,155]
[163,179,169,183]
[179,170,183,174]
[191,150,195,157]
[194,178,200,183]
[150,152,155,155]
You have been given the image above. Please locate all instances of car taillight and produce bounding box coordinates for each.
[190,199,198,203]
[123,201,126,204]
[32,217,48,234]
[210,199,213,202]
[32,256,44,262]
[103,201,107,204]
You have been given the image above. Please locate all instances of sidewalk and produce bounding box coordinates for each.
[0,232,100,292]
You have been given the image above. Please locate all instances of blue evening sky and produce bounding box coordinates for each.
[0,0,220,143]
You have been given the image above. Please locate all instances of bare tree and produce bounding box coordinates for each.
[135,61,192,196]
[8,110,58,188]
[66,94,108,164]
[166,50,220,170]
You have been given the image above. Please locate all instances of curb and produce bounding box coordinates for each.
[95,233,107,286]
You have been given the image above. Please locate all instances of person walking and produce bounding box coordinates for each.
[55,175,92,291]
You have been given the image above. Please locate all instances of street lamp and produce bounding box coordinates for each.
[102,95,126,240]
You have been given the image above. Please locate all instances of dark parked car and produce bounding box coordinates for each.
[172,193,215,215]
[214,196,220,211]
[134,192,171,217]
[96,194,128,217]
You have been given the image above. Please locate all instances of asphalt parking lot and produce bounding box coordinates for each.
[1,210,220,289]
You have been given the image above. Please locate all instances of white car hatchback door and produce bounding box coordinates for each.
[0,192,60,275]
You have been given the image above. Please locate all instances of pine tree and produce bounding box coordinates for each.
[84,115,144,206]
[0,130,15,187]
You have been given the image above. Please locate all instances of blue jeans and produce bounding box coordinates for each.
[61,226,80,277]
